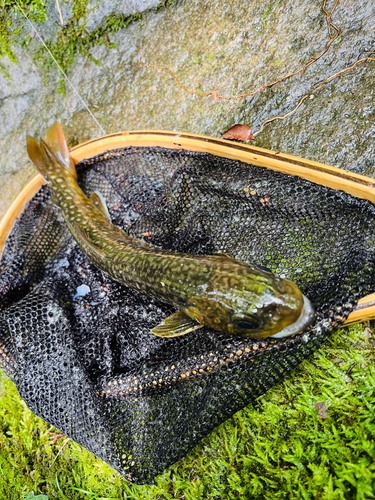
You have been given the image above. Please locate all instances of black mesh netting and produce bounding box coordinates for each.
[0,146,375,483]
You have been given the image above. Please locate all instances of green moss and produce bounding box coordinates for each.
[35,1,146,92]
[0,323,374,498]
[0,0,47,75]
[0,0,176,86]
[155,0,175,13]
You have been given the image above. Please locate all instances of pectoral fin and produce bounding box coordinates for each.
[90,191,110,219]
[151,311,203,338]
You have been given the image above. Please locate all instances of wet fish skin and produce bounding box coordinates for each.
[26,121,314,339]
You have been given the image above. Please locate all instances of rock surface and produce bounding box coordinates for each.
[85,0,161,30]
[0,0,374,220]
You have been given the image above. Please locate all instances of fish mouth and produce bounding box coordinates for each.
[270,295,315,339]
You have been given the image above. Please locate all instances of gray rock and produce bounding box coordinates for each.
[85,0,162,30]
[11,0,73,42]
[0,0,374,221]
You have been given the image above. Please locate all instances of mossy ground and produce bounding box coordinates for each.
[0,323,373,499]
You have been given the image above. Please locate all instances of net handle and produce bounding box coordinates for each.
[70,131,375,203]
[1,130,375,324]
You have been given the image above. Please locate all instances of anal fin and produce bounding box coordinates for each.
[151,311,203,338]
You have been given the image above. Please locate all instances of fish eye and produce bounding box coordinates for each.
[236,320,258,330]
[232,314,260,330]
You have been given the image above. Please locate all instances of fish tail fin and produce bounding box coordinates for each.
[26,121,77,183]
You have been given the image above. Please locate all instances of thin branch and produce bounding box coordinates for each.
[49,438,71,468]
[253,57,375,135]
[138,0,340,102]
[55,0,64,27]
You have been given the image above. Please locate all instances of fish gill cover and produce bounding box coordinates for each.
[0,146,374,483]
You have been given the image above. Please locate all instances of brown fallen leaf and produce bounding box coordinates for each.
[314,402,328,420]
[211,91,220,102]
[222,124,255,142]
[49,432,66,445]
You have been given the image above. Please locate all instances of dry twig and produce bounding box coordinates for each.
[138,0,340,102]
[253,57,375,135]
[48,431,66,445]
[55,0,64,26]
[49,437,71,468]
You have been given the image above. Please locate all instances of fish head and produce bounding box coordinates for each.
[186,257,314,339]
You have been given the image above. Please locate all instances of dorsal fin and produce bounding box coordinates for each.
[90,191,110,219]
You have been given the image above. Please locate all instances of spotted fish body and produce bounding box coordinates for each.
[26,122,315,339]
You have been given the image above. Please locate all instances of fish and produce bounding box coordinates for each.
[26,121,315,339]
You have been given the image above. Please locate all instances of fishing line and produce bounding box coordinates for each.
[13,0,106,135]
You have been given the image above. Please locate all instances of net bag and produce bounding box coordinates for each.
[0,132,374,484]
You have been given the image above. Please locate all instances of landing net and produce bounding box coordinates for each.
[0,146,374,483]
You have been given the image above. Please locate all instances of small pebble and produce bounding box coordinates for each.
[57,258,69,268]
[73,284,90,301]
